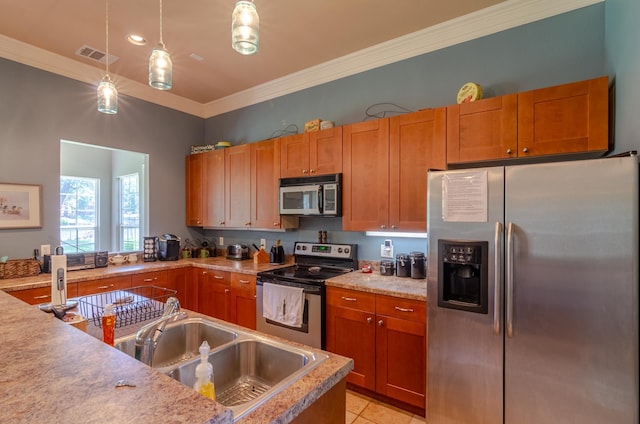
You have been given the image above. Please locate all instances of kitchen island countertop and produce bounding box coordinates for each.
[0,290,352,423]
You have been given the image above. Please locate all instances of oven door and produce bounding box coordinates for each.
[256,279,324,349]
[279,184,322,215]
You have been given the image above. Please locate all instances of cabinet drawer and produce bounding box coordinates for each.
[207,269,230,284]
[231,273,256,291]
[9,286,53,305]
[376,294,426,323]
[76,275,132,296]
[131,270,167,287]
[327,287,375,312]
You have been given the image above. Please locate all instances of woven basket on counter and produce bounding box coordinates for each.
[0,259,41,279]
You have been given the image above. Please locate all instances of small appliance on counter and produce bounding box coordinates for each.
[158,234,180,261]
[42,251,108,273]
[380,260,395,276]
[227,244,250,260]
[269,241,285,264]
[143,236,158,262]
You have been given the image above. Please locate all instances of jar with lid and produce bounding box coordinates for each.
[410,251,426,279]
[396,253,411,278]
[380,260,395,276]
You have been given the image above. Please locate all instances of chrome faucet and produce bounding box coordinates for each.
[134,297,187,366]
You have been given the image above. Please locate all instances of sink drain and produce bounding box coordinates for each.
[217,380,271,406]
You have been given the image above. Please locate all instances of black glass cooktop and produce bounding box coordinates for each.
[259,264,351,283]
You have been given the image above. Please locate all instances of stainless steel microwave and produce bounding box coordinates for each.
[279,173,341,216]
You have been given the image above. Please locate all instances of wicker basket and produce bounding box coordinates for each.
[0,259,41,279]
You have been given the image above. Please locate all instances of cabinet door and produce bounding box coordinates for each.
[390,108,446,232]
[230,273,256,330]
[186,153,204,226]
[309,126,343,176]
[251,139,281,229]
[518,76,608,156]
[447,94,517,164]
[225,144,252,228]
[204,150,226,227]
[280,133,309,178]
[165,268,194,310]
[76,275,132,297]
[375,295,426,408]
[342,119,390,231]
[198,269,230,320]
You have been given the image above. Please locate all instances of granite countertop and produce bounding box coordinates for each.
[0,257,293,293]
[0,290,352,423]
[325,271,427,301]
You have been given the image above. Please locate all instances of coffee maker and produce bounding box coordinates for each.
[158,234,180,261]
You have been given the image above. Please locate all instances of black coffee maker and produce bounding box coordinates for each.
[158,234,180,261]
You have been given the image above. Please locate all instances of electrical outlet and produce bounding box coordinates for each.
[260,238,266,247]
[40,244,51,256]
[380,239,394,258]
[219,237,224,246]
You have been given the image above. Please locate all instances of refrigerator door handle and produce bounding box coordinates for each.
[506,221,514,338]
[494,221,503,335]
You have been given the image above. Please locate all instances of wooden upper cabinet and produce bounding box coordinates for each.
[185,153,205,226]
[224,144,252,228]
[342,119,390,231]
[517,76,609,156]
[447,94,518,164]
[308,127,343,176]
[280,128,343,178]
[204,149,225,227]
[251,139,281,229]
[389,108,446,232]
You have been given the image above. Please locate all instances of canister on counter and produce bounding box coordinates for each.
[396,253,411,278]
[380,260,395,276]
[410,251,426,279]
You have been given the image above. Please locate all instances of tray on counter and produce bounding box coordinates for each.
[78,285,177,328]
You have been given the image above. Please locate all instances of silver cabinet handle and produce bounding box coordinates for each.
[239,279,250,284]
[214,275,224,280]
[143,277,156,282]
[506,222,514,338]
[33,294,50,300]
[366,317,372,324]
[394,306,414,313]
[97,284,115,290]
[341,296,357,302]
[494,221,503,335]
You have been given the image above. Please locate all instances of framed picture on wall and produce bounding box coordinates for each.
[0,183,42,229]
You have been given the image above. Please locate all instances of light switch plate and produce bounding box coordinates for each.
[260,238,266,248]
[219,237,224,246]
[380,239,394,258]
[41,244,51,255]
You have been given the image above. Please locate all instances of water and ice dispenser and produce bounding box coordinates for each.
[437,240,488,314]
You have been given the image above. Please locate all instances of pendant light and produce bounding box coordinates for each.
[97,0,118,114]
[149,0,172,90]
[232,0,259,55]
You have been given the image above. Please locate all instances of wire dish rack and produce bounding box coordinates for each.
[78,285,177,328]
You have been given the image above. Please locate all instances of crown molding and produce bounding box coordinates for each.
[1,0,601,119]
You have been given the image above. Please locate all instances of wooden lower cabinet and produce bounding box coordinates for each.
[326,286,426,409]
[230,273,256,330]
[195,268,231,321]
[76,275,132,297]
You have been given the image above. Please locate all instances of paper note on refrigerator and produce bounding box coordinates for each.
[442,170,488,222]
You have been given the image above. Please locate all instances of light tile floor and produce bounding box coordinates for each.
[346,390,426,424]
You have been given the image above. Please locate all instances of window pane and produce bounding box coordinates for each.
[60,176,98,253]
[119,173,140,251]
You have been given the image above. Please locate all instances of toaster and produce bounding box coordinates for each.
[226,244,249,260]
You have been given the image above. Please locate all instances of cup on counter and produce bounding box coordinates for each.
[199,248,210,258]
[181,248,192,259]
[127,253,138,263]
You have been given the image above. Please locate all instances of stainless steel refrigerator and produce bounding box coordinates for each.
[426,156,639,424]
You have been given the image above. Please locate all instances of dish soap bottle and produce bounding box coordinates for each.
[193,341,216,400]
[102,303,116,346]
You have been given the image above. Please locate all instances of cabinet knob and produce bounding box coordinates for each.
[302,169,308,174]
[378,320,384,327]
[245,222,251,226]
[367,317,373,324]
[522,147,529,153]
[506,148,513,154]
[219,221,225,225]
[224,288,230,293]
[310,169,315,174]
[391,225,397,229]
[273,222,279,227]
[380,225,386,229]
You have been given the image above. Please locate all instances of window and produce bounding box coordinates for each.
[119,173,140,251]
[60,176,99,253]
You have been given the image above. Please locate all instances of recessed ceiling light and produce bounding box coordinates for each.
[127,34,147,46]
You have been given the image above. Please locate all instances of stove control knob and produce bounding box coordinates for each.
[296,245,301,251]
[302,245,307,251]
[337,248,343,253]
[344,248,350,254]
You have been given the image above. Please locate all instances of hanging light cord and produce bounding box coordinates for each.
[105,0,110,75]
[159,0,164,46]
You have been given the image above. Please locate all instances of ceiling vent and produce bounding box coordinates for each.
[75,45,118,65]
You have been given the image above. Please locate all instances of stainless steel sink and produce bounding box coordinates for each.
[114,317,328,422]
[166,336,328,421]
[114,317,237,368]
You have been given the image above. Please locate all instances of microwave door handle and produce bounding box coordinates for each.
[318,186,323,214]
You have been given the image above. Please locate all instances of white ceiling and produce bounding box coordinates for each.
[0,0,600,118]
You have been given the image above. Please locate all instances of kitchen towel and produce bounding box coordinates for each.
[262,282,305,328]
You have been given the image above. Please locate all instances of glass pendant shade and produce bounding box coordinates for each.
[97,74,118,114]
[149,44,172,90]
[232,1,259,55]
